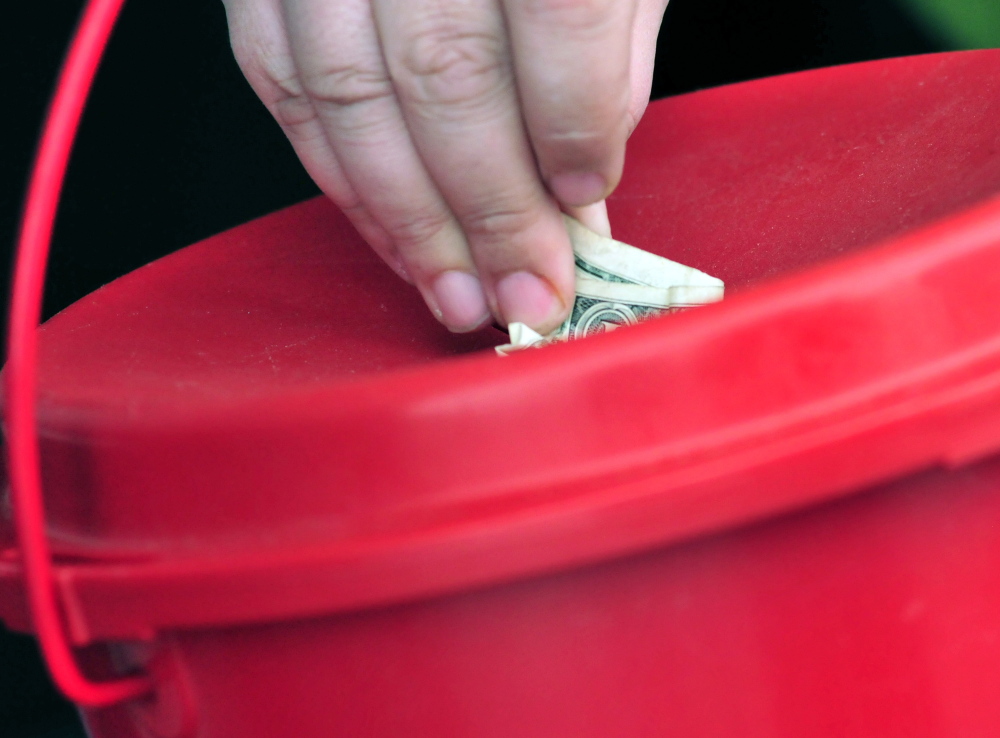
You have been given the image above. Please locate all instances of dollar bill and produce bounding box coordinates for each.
[565,215,721,291]
[496,216,724,355]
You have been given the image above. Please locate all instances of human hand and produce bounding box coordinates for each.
[223,0,669,334]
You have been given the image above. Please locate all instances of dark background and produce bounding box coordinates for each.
[0,0,970,735]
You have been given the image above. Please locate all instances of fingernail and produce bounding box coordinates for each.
[430,271,491,333]
[496,271,564,332]
[550,172,607,207]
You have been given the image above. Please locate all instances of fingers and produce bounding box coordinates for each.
[373,0,574,333]
[282,0,502,332]
[222,0,407,281]
[225,0,666,336]
[502,0,635,209]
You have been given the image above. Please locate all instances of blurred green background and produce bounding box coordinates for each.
[903,0,1000,49]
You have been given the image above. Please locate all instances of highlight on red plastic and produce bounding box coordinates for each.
[6,0,152,707]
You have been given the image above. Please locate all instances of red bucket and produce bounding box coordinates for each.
[4,10,1000,735]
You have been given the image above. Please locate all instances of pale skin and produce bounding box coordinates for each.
[222,0,670,334]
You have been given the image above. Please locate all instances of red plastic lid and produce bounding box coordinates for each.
[4,50,1000,645]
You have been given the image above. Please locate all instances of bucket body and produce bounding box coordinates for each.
[4,50,1000,737]
[85,460,1000,738]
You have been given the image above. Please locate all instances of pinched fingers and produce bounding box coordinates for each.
[227,0,575,334]
[224,0,667,335]
[374,0,574,332]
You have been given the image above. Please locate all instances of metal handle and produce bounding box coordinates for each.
[6,0,152,708]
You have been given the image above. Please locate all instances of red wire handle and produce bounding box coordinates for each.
[6,0,152,707]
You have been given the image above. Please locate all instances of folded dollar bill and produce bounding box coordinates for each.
[496,216,724,356]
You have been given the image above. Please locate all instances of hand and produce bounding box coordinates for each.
[223,0,669,333]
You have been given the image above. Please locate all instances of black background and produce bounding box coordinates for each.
[1,0,938,735]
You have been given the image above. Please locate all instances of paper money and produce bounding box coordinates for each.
[496,216,724,355]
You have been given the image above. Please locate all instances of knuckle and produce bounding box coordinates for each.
[541,123,613,148]
[536,122,626,170]
[339,197,370,222]
[300,61,394,110]
[272,84,317,131]
[391,20,508,112]
[462,196,540,243]
[535,88,630,151]
[386,208,454,251]
[519,0,618,35]
[234,49,319,133]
